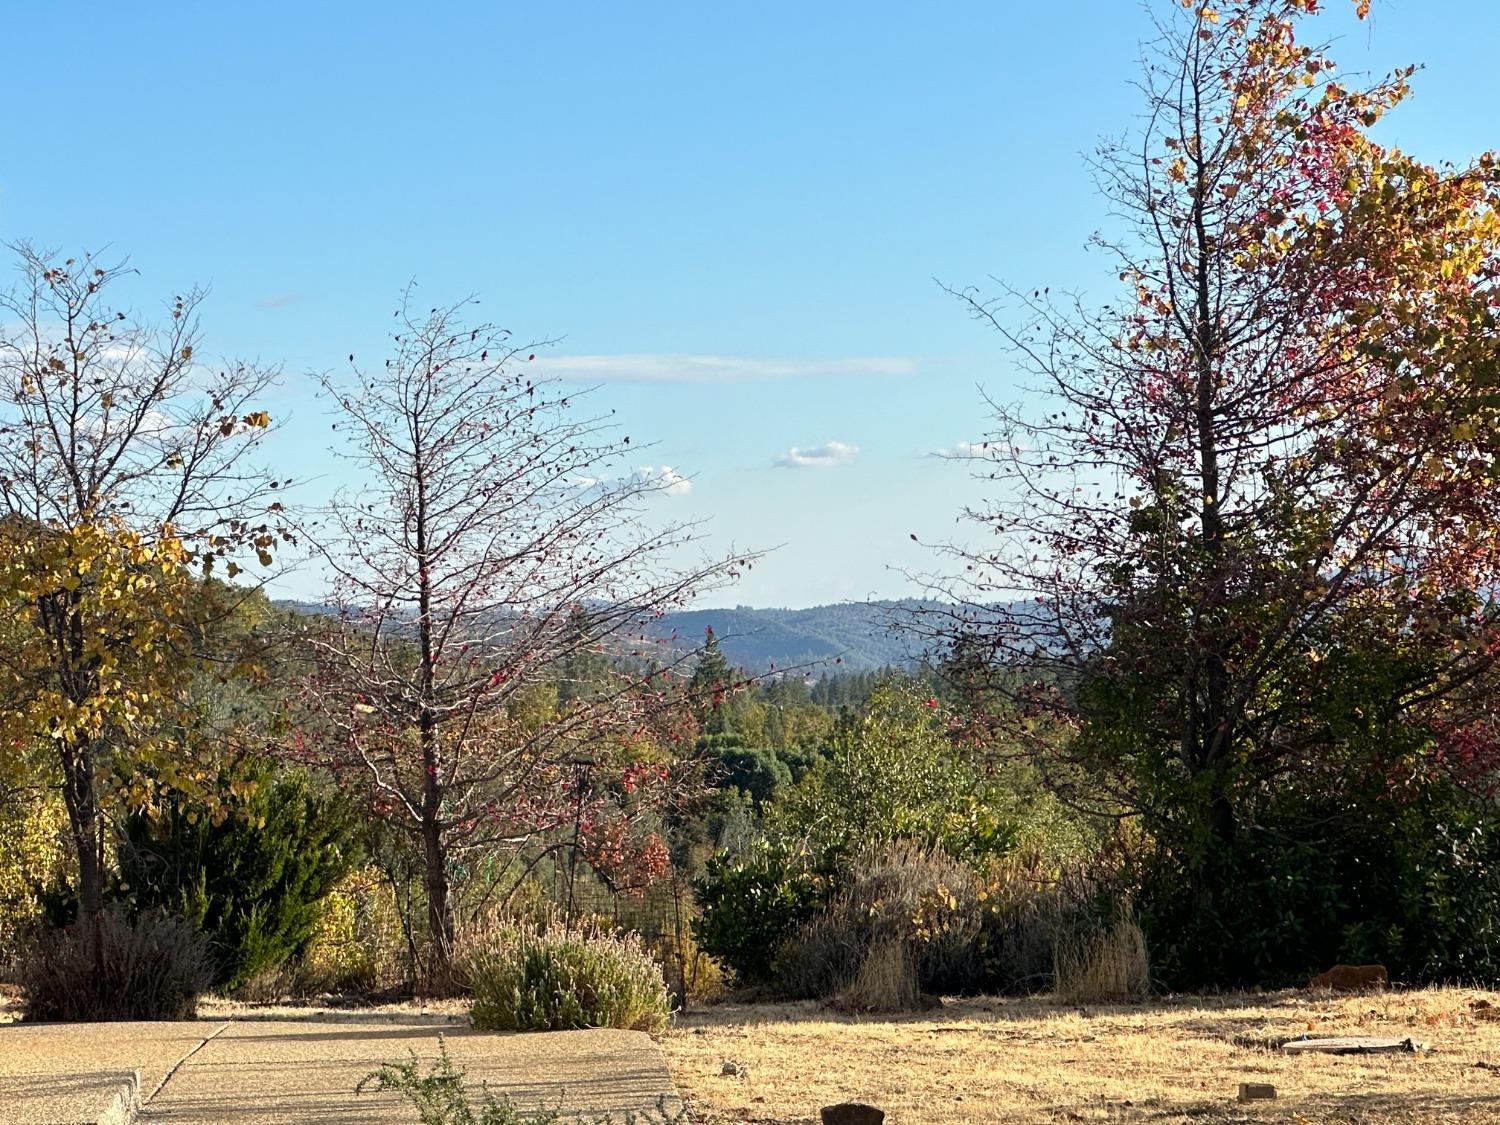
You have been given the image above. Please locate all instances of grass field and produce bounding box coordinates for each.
[663,988,1500,1124]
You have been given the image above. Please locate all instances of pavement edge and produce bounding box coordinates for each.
[95,1069,141,1125]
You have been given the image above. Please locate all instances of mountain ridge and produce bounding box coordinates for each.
[654,600,932,672]
[272,599,931,672]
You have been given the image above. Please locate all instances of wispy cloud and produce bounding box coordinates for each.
[256,294,303,310]
[569,466,692,496]
[775,441,859,469]
[535,354,918,385]
[631,465,692,495]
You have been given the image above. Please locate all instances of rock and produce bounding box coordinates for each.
[821,1103,885,1125]
[1307,964,1388,992]
[720,1059,742,1077]
[1237,1082,1277,1103]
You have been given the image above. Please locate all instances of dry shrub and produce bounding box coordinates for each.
[774,841,984,1008]
[774,906,860,1001]
[649,928,729,1007]
[21,906,212,1021]
[977,851,1131,996]
[1052,905,1151,1003]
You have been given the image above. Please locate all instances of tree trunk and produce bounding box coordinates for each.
[410,421,455,988]
[58,736,105,955]
[420,808,453,987]
[1190,88,1236,850]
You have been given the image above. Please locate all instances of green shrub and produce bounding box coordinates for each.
[469,924,671,1035]
[21,906,212,1021]
[692,837,831,984]
[698,735,792,805]
[118,760,362,992]
[770,679,1017,868]
[694,680,1016,987]
[238,871,392,1001]
[1137,778,1500,990]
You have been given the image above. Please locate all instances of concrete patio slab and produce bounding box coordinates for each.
[0,1022,221,1124]
[0,1071,138,1125]
[0,1018,680,1124]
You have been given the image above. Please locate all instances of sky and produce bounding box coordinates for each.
[3,1,1496,608]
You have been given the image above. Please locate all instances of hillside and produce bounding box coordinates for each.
[653,601,930,671]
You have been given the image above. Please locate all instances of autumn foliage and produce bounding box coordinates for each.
[926,0,1500,983]
[9,0,1500,1009]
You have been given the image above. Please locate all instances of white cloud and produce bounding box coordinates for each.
[774,441,858,469]
[930,440,985,458]
[255,294,303,310]
[631,465,692,495]
[534,354,918,385]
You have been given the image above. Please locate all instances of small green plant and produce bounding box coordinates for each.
[468,924,671,1035]
[359,1038,557,1125]
[359,1036,685,1124]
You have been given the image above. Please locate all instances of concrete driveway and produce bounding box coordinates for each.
[0,1018,681,1124]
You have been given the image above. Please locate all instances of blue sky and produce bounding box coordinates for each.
[3,1,1494,607]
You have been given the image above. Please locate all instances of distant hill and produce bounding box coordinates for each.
[272,598,933,673]
[653,601,931,672]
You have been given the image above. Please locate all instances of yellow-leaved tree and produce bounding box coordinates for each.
[0,520,201,924]
[0,244,285,938]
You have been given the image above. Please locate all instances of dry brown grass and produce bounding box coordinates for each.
[1053,914,1151,1005]
[664,987,1500,1124]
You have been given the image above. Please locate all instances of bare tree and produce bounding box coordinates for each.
[0,243,284,925]
[302,293,754,979]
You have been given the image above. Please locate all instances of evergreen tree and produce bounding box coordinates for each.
[119,761,362,991]
[688,628,737,735]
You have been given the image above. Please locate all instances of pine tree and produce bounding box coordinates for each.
[688,628,736,735]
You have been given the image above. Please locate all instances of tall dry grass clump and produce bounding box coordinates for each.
[1052,905,1151,1003]
[977,847,1150,999]
[774,841,984,1010]
[835,938,926,1012]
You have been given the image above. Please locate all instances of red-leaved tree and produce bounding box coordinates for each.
[919,0,1500,853]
